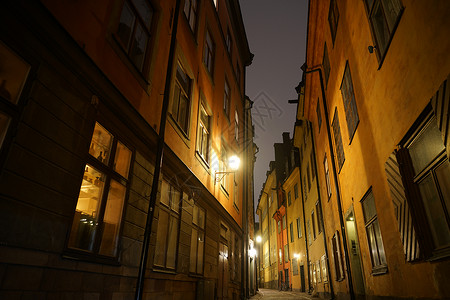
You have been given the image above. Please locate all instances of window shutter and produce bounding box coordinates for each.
[430,74,450,159]
[384,151,420,261]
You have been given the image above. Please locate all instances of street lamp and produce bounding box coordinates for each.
[214,155,240,184]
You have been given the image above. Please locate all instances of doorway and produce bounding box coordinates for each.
[300,265,305,292]
[345,209,365,296]
[218,242,229,299]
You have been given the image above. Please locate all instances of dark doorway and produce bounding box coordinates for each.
[300,265,305,292]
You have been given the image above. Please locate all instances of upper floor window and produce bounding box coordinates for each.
[287,191,292,206]
[116,0,154,72]
[331,231,345,280]
[226,28,232,55]
[361,189,388,274]
[171,64,192,134]
[294,183,299,199]
[324,153,332,199]
[68,122,132,258]
[224,78,231,118]
[332,108,345,171]
[197,103,210,164]
[234,109,239,143]
[203,29,215,77]
[311,210,316,239]
[310,152,316,179]
[316,201,323,234]
[282,215,286,230]
[184,0,199,33]
[341,62,360,142]
[317,99,322,132]
[290,222,294,243]
[296,217,302,239]
[328,0,339,44]
[365,0,403,61]
[154,179,182,269]
[323,43,331,87]
[190,203,205,274]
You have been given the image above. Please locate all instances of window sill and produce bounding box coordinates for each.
[233,202,239,212]
[427,247,450,262]
[195,151,211,172]
[375,9,404,70]
[168,114,191,148]
[371,265,388,276]
[152,267,177,275]
[202,63,215,86]
[62,248,120,266]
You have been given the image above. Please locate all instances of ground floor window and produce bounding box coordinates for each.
[190,203,205,274]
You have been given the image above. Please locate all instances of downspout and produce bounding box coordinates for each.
[134,0,181,299]
[308,119,335,299]
[301,65,355,300]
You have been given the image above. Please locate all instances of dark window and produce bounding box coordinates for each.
[303,176,307,201]
[323,43,331,87]
[288,191,292,206]
[332,108,345,171]
[294,183,299,199]
[316,201,323,234]
[365,0,403,60]
[116,0,154,72]
[235,110,239,143]
[296,217,302,238]
[224,78,231,118]
[154,179,182,269]
[171,64,191,134]
[190,204,205,274]
[184,0,199,33]
[290,222,294,243]
[307,163,311,191]
[331,231,345,280]
[324,154,332,199]
[197,103,210,163]
[310,152,316,179]
[69,123,132,258]
[278,220,281,233]
[311,210,316,240]
[328,0,339,44]
[203,29,215,76]
[282,215,286,230]
[361,189,388,274]
[317,99,322,132]
[226,28,232,55]
[340,62,359,142]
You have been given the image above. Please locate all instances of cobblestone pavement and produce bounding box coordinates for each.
[250,288,313,300]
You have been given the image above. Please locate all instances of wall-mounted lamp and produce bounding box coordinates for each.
[256,235,262,243]
[214,155,240,184]
[368,45,377,54]
[294,253,300,259]
[249,247,257,258]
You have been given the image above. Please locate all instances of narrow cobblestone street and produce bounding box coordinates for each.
[250,289,313,300]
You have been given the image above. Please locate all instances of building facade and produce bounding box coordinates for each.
[0,0,254,299]
[300,0,450,299]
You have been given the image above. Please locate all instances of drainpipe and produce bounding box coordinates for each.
[134,0,181,299]
[301,64,355,300]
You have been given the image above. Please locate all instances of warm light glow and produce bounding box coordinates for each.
[349,217,354,221]
[249,247,257,258]
[294,253,300,259]
[228,155,240,171]
[256,235,262,243]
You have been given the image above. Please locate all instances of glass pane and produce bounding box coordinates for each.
[114,141,132,179]
[198,206,205,229]
[408,119,445,175]
[99,180,126,256]
[160,180,170,207]
[419,173,450,247]
[367,224,381,266]
[69,165,105,251]
[381,0,402,31]
[178,94,188,132]
[130,22,148,71]
[89,123,113,165]
[435,159,450,215]
[117,2,135,50]
[373,219,387,265]
[0,41,30,104]
[0,112,11,148]
[170,187,181,213]
[184,0,191,18]
[131,0,153,29]
[192,204,198,225]
[189,228,198,273]
[166,217,179,269]
[362,191,377,223]
[172,85,181,119]
[154,209,169,266]
[371,1,390,54]
[197,231,204,273]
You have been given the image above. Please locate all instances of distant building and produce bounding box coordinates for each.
[0,0,255,299]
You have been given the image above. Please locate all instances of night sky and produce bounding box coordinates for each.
[239,0,309,217]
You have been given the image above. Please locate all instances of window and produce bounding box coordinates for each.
[213,0,218,8]
[323,43,331,87]
[190,204,205,274]
[171,64,192,134]
[341,62,359,142]
[197,103,210,164]
[184,0,198,33]
[226,28,232,55]
[284,244,289,263]
[331,231,344,280]
[0,41,30,153]
[224,78,231,118]
[294,183,299,199]
[203,29,215,76]
[278,220,281,233]
[324,154,332,199]
[264,241,269,267]
[116,0,154,72]
[317,99,322,132]
[321,254,328,282]
[68,122,132,258]
[296,218,302,239]
[292,257,298,276]
[234,109,239,143]
[282,215,286,230]
[307,163,311,191]
[361,189,387,274]
[316,201,323,234]
[303,177,307,201]
[316,260,322,283]
[290,222,294,243]
[328,0,339,44]
[307,220,312,246]
[154,179,182,269]
[332,108,345,171]
[397,111,450,257]
[364,0,403,60]
[234,179,239,209]
[287,191,292,206]
[311,211,316,240]
[310,152,316,179]
[279,248,282,264]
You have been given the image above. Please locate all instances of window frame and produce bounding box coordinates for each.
[324,153,332,199]
[328,0,339,45]
[190,203,206,275]
[322,43,331,87]
[224,77,231,119]
[296,217,302,239]
[340,61,360,143]
[196,101,211,166]
[290,222,294,243]
[203,28,215,78]
[332,108,345,171]
[183,0,199,34]
[331,230,345,281]
[171,63,192,136]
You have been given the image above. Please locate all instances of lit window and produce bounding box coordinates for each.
[116,0,154,72]
[68,122,132,258]
[197,104,210,163]
[171,64,192,134]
